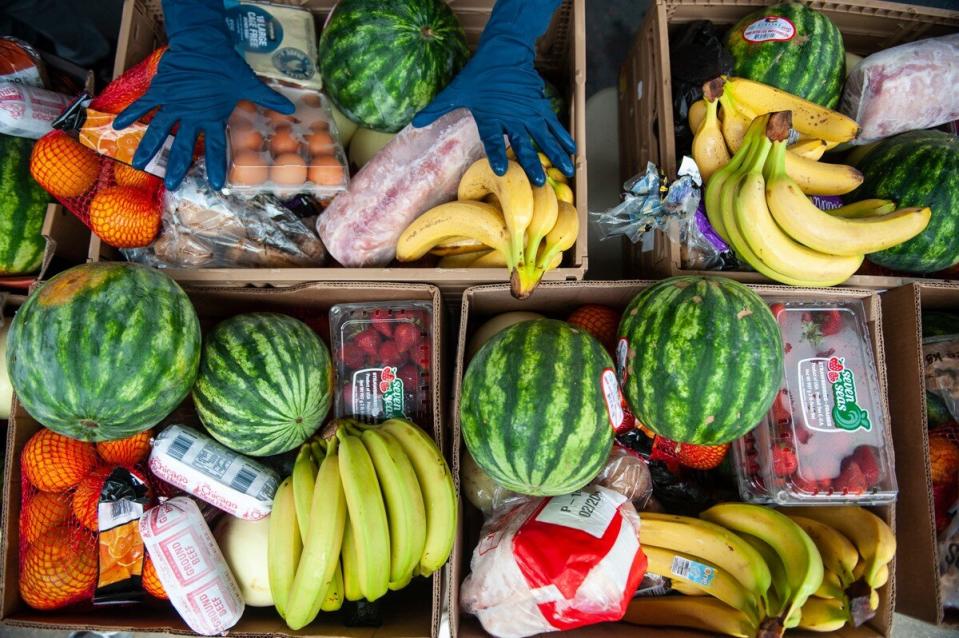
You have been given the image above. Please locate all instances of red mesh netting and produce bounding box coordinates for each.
[17,427,170,610]
[931,422,959,533]
[29,48,167,248]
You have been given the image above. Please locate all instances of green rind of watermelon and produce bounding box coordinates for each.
[318,0,469,133]
[856,131,959,273]
[726,3,845,108]
[460,319,615,496]
[926,391,953,428]
[922,311,959,339]
[0,135,49,275]
[618,276,784,445]
[193,313,333,457]
[6,262,201,441]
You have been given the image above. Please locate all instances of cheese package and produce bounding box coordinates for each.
[149,425,279,520]
[139,497,245,635]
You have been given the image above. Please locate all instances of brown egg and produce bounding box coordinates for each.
[306,131,334,156]
[309,154,345,186]
[271,153,308,185]
[299,94,323,109]
[266,109,298,126]
[230,150,269,186]
[270,126,300,156]
[230,123,264,152]
[308,119,330,133]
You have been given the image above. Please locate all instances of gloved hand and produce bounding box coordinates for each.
[113,0,294,189]
[412,0,575,187]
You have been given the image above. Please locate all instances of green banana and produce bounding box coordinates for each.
[267,477,300,619]
[291,444,317,542]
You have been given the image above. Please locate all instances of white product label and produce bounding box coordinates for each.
[743,16,796,43]
[616,338,629,385]
[601,368,624,429]
[670,555,717,587]
[98,497,144,531]
[535,486,627,539]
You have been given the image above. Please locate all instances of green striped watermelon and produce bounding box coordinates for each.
[460,319,616,496]
[922,311,959,427]
[318,0,469,133]
[618,276,784,445]
[0,135,48,275]
[726,3,844,108]
[6,263,200,441]
[193,313,333,456]
[854,131,959,273]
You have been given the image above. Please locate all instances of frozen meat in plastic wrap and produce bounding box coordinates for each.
[841,34,959,144]
[461,485,647,638]
[317,108,484,267]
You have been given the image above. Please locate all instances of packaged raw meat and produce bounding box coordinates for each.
[318,108,484,267]
[461,485,647,638]
[0,82,72,139]
[225,85,348,198]
[330,301,432,425]
[149,425,279,520]
[732,301,897,505]
[841,34,959,144]
[123,164,326,269]
[139,497,245,635]
[0,37,46,87]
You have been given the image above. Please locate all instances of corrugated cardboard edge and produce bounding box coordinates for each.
[449,280,896,638]
[1,280,444,638]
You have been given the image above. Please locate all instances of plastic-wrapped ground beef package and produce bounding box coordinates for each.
[461,485,648,638]
[841,34,959,144]
[317,108,484,267]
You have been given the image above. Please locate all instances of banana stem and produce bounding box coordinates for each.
[704,76,725,102]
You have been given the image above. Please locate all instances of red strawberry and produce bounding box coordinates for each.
[394,323,420,354]
[852,445,881,486]
[397,364,420,391]
[772,445,798,477]
[674,440,730,470]
[820,310,843,336]
[370,308,394,338]
[340,344,365,369]
[769,303,786,320]
[792,420,812,445]
[835,459,868,494]
[771,389,791,428]
[354,328,381,356]
[379,341,405,366]
[801,311,814,323]
[394,308,429,328]
[412,341,431,370]
[567,305,620,354]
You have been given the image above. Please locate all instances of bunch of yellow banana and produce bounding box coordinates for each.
[706,110,929,286]
[396,157,579,299]
[267,418,457,630]
[690,75,861,193]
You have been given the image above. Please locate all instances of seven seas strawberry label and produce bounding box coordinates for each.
[351,366,405,422]
[798,355,872,432]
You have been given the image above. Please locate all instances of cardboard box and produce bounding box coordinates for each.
[450,280,896,638]
[89,0,588,295]
[0,204,91,291]
[1,281,446,637]
[617,0,959,287]
[881,281,959,626]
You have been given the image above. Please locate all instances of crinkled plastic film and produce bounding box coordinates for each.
[124,166,326,268]
[841,34,959,145]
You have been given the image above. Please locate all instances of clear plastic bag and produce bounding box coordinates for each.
[123,165,326,268]
[841,34,959,144]
[923,334,959,424]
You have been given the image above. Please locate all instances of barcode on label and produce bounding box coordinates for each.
[670,555,716,587]
[112,500,133,519]
[231,466,256,493]
[98,498,143,531]
[168,433,194,461]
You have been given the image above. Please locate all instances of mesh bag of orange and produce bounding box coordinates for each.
[17,427,170,609]
[28,48,167,249]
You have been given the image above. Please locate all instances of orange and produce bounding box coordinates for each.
[72,465,112,531]
[930,435,959,485]
[21,429,97,492]
[89,186,162,248]
[112,163,161,190]
[96,429,153,466]
[30,130,100,199]
[20,527,96,610]
[142,553,168,600]
[20,492,71,544]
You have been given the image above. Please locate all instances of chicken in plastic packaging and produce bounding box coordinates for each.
[461,484,648,638]
[841,34,959,144]
[124,164,326,268]
[317,108,484,267]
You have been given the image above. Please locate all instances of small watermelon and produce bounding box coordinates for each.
[618,276,784,445]
[460,319,617,496]
[318,0,469,133]
[6,263,200,441]
[726,3,844,108]
[192,313,333,456]
[0,134,48,275]
[855,131,959,273]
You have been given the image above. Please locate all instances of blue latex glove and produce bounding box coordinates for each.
[113,0,294,190]
[412,0,575,187]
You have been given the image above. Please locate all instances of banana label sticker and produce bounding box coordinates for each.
[798,356,871,432]
[670,555,716,587]
[742,16,796,43]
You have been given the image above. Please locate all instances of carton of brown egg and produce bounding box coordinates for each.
[225,84,349,197]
